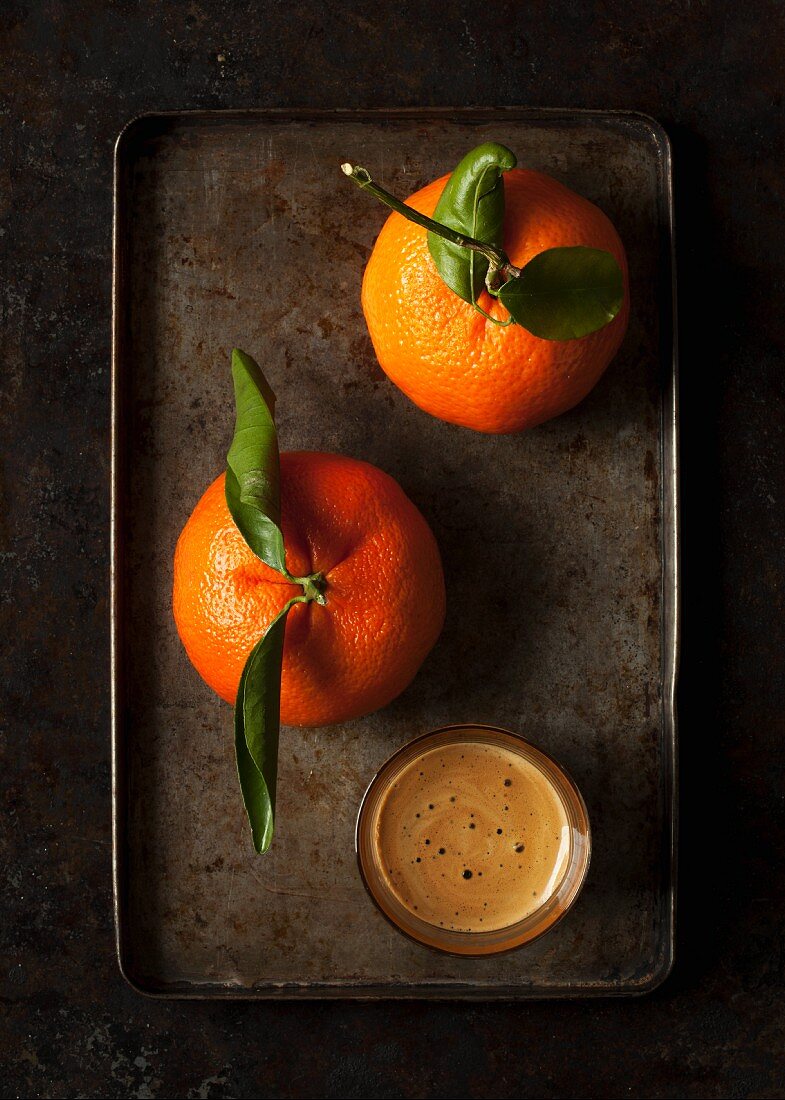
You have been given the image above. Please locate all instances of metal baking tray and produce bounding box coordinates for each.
[112,108,678,998]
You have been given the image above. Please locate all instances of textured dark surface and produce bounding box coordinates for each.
[116,111,673,998]
[0,1,783,1096]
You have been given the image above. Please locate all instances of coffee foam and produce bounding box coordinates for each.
[373,740,572,932]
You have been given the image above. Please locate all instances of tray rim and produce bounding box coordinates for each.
[111,106,678,1000]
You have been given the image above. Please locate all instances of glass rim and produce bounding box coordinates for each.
[355,724,592,958]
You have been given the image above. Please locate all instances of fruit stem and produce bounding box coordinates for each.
[290,570,328,605]
[341,163,521,286]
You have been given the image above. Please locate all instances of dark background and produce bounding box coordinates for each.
[2,2,783,1097]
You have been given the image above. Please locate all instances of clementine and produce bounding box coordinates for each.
[361,168,630,434]
[173,451,445,727]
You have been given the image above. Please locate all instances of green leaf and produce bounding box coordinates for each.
[427,142,517,304]
[498,246,624,340]
[225,348,288,576]
[235,599,296,853]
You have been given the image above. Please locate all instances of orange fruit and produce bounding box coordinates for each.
[361,168,630,434]
[172,451,445,727]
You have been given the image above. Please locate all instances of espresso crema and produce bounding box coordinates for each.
[372,740,572,933]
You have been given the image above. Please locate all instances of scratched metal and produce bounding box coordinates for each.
[111,109,677,998]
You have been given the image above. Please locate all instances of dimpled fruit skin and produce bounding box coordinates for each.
[361,168,630,434]
[172,451,446,727]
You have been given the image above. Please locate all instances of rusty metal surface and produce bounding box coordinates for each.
[112,109,676,997]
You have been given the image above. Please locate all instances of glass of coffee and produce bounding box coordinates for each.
[356,725,591,956]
